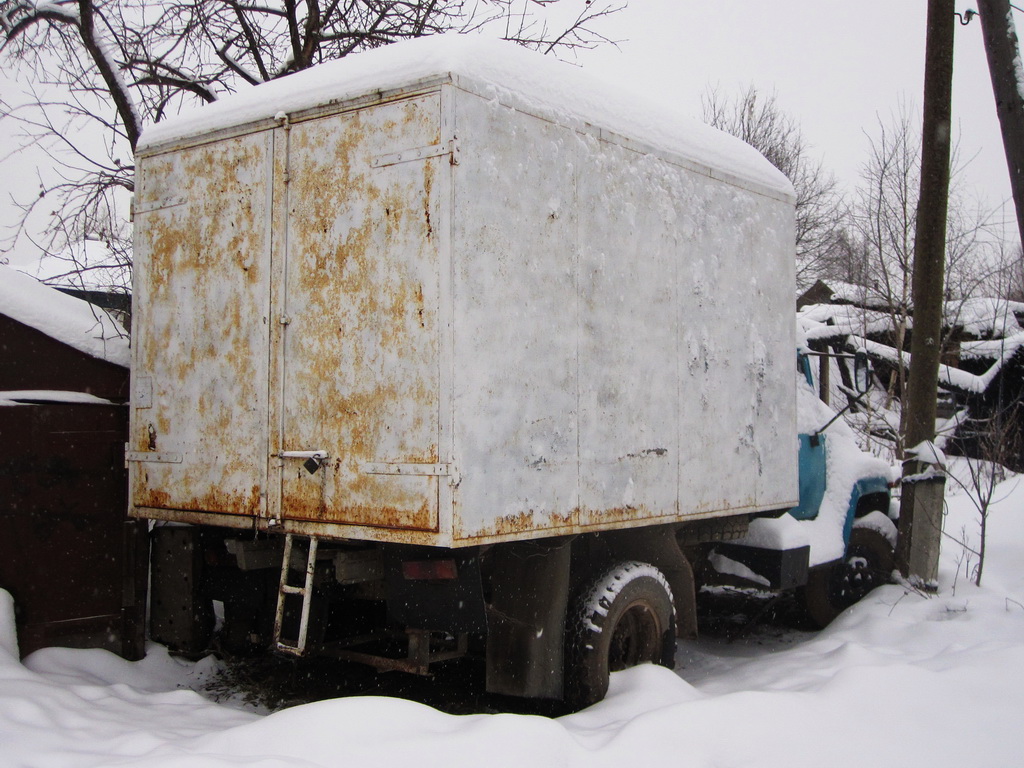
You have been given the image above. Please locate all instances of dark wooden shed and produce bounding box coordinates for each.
[0,266,146,659]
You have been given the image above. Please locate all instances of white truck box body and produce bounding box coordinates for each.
[129,37,798,547]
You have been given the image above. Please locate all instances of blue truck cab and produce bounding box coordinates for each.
[707,351,896,626]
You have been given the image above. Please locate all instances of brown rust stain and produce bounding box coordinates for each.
[136,482,263,517]
[459,504,663,540]
[284,496,437,532]
[280,433,438,530]
[279,95,441,511]
[142,133,268,389]
[138,95,443,532]
[136,131,272,512]
[422,159,435,240]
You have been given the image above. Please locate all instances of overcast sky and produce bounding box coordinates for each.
[2,0,1020,267]
[578,0,1019,240]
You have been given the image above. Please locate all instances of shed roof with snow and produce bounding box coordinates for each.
[0,266,129,400]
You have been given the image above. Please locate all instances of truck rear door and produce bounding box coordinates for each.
[269,94,443,532]
[131,130,275,518]
[132,93,444,534]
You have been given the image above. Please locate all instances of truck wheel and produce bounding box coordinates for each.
[565,561,675,709]
[801,527,894,629]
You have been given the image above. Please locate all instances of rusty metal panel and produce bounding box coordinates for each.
[131,74,796,548]
[446,84,797,542]
[271,93,443,531]
[130,130,274,518]
[449,94,580,541]
[575,135,681,520]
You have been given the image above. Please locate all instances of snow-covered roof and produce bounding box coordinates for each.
[22,240,131,294]
[850,334,1024,396]
[944,297,1024,338]
[824,280,894,311]
[0,266,130,367]
[961,333,1024,360]
[800,294,1024,343]
[138,35,794,202]
[798,303,898,341]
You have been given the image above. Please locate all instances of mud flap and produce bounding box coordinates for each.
[485,539,571,699]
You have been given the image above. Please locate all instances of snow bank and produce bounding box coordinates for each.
[0,265,129,367]
[138,35,793,202]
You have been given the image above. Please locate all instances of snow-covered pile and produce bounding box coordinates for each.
[139,35,793,201]
[0,265,129,367]
[2,467,1023,767]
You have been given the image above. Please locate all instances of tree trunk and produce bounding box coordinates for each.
[976,0,1024,252]
[896,0,954,586]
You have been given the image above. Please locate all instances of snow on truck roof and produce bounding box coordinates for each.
[138,35,794,202]
[0,265,130,368]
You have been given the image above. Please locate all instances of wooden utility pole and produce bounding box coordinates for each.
[976,0,1024,250]
[896,0,955,586]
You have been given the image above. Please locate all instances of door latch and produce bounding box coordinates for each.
[279,450,329,475]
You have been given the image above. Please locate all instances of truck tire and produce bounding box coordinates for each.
[801,527,894,629]
[565,561,675,709]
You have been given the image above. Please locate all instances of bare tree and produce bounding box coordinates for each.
[850,108,919,379]
[851,105,1002,307]
[944,402,1020,587]
[702,86,845,288]
[1,0,625,288]
[845,106,1000,415]
[976,241,1024,301]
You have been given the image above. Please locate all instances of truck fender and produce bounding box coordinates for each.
[600,525,698,640]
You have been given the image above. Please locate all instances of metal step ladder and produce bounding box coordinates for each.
[273,534,319,656]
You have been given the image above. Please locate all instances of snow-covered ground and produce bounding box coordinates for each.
[2,465,1023,767]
